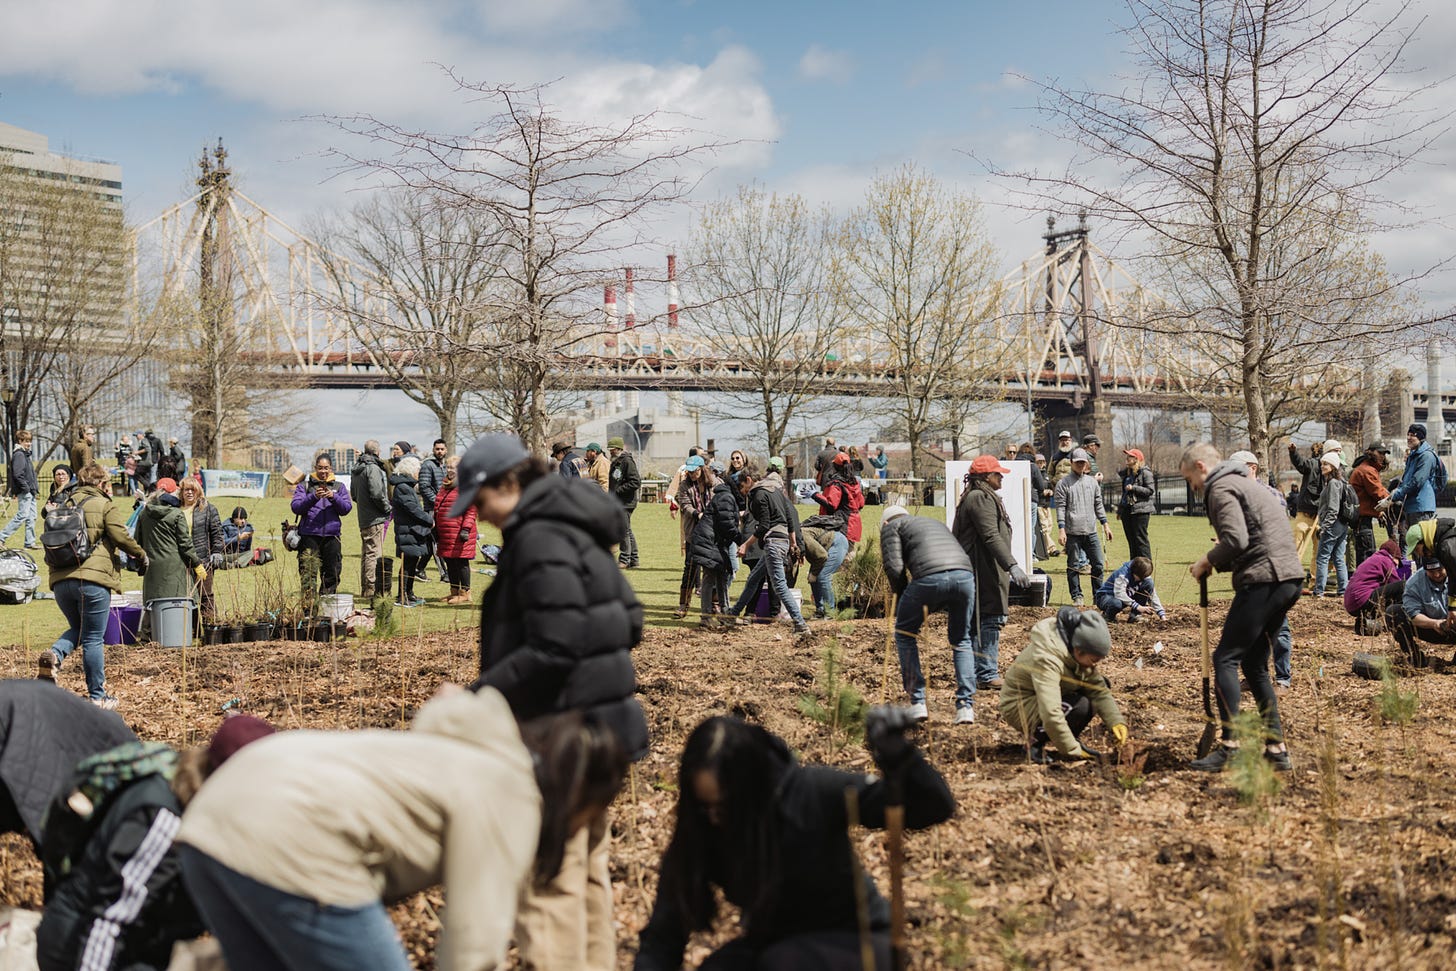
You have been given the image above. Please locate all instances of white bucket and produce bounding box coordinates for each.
[124,590,143,607]
[111,594,128,608]
[319,593,354,623]
[776,589,804,621]
[148,598,194,649]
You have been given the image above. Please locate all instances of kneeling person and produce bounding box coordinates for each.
[1386,556,1456,670]
[1095,557,1166,623]
[1000,607,1128,763]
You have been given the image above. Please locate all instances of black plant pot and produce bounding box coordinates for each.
[310,619,335,642]
[202,624,226,646]
[224,626,244,644]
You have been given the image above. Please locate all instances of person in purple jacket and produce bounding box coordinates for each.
[291,452,353,603]
[1344,539,1403,635]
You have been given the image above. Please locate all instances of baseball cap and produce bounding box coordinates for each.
[1228,449,1257,467]
[1058,429,1072,439]
[1070,448,1091,463]
[607,437,626,450]
[1367,442,1390,453]
[1123,448,1145,463]
[448,433,531,518]
[767,456,786,471]
[969,454,1011,475]
[684,455,706,471]
[155,478,178,494]
[585,442,604,454]
[1082,434,1101,446]
[882,504,910,522]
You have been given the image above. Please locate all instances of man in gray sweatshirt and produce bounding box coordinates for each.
[1054,449,1112,605]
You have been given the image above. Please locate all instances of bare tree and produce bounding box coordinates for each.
[685,186,846,456]
[837,165,1005,479]
[324,79,730,452]
[318,189,504,447]
[1020,0,1445,469]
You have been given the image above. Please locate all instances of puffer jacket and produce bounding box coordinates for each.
[184,502,224,566]
[471,475,648,760]
[433,483,477,559]
[880,514,972,595]
[1119,466,1156,516]
[1289,446,1324,515]
[389,474,435,558]
[688,482,740,572]
[952,477,1017,616]
[350,453,390,528]
[45,485,145,594]
[418,456,446,510]
[1203,460,1304,589]
[290,478,353,538]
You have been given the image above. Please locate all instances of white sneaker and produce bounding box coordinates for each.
[907,702,928,722]
[954,706,975,725]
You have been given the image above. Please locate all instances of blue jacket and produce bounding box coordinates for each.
[1391,442,1442,514]
[1402,568,1448,621]
[1095,561,1166,618]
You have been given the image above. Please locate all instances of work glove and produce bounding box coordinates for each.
[209,553,224,569]
[865,704,919,772]
[194,564,208,582]
[1111,723,1129,746]
[1376,497,1392,512]
[1010,565,1032,588]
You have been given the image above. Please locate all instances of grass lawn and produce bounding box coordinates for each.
[0,494,1243,649]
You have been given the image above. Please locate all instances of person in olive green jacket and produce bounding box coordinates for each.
[39,463,148,708]
[1000,607,1127,763]
[135,477,204,641]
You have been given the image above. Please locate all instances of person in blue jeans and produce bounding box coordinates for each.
[1313,452,1350,597]
[38,464,148,708]
[880,505,978,725]
[1380,423,1444,533]
[0,429,39,548]
[1054,450,1113,605]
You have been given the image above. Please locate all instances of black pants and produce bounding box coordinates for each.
[619,506,638,565]
[1123,512,1151,561]
[1033,695,1093,746]
[1354,514,1387,566]
[699,931,892,971]
[297,534,342,600]
[401,554,427,600]
[1385,599,1456,668]
[1213,579,1300,744]
[444,557,471,593]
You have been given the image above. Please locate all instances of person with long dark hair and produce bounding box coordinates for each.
[634,713,955,970]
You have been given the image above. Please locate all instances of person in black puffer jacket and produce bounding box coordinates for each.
[390,455,434,606]
[449,433,647,970]
[177,478,224,623]
[688,464,742,630]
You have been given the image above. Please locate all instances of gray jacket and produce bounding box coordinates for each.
[880,514,973,595]
[1203,460,1303,589]
[1054,471,1106,534]
[418,456,446,509]
[351,453,391,528]
[1119,467,1156,516]
[1316,473,1345,532]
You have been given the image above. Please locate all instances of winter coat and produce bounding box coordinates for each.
[434,483,478,559]
[1349,461,1390,517]
[1095,561,1166,617]
[952,477,1017,617]
[1202,460,1304,590]
[1316,473,1349,532]
[6,446,37,496]
[290,477,353,538]
[68,439,94,473]
[1390,441,1443,515]
[584,453,611,491]
[1411,518,1456,579]
[1119,466,1156,516]
[1000,614,1125,756]
[1344,547,1399,614]
[222,520,253,554]
[183,502,224,566]
[688,482,740,572]
[418,456,446,510]
[0,680,135,846]
[746,480,801,547]
[880,514,973,596]
[45,485,145,594]
[179,690,540,971]
[350,454,390,528]
[1054,470,1106,534]
[633,753,955,971]
[1289,447,1324,515]
[471,475,648,760]
[814,477,865,543]
[610,451,642,510]
[135,499,201,603]
[389,474,435,558]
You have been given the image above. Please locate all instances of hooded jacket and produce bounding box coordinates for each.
[1119,466,1156,516]
[1349,459,1389,516]
[1289,446,1324,516]
[290,477,353,538]
[688,481,741,571]
[471,476,648,760]
[1203,460,1303,589]
[6,445,37,496]
[135,498,201,602]
[434,482,478,560]
[1409,518,1456,578]
[45,485,145,593]
[999,614,1124,756]
[351,453,390,529]
[746,479,802,547]
[610,451,642,510]
[1390,440,1443,515]
[179,689,540,971]
[1344,545,1400,614]
[389,473,435,558]
[1054,469,1106,534]
[880,514,972,596]
[952,477,1017,616]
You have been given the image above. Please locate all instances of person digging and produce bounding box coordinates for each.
[1000,607,1128,764]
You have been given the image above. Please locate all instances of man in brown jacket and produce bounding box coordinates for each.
[1348,442,1391,566]
[1181,443,1300,773]
[952,455,1032,691]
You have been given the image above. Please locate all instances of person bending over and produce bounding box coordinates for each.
[1094,557,1166,624]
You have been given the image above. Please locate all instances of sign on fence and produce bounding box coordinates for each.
[200,469,270,498]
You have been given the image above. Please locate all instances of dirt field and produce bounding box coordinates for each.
[4,595,1455,969]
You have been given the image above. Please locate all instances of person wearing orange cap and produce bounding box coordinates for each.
[1118,448,1156,561]
[952,455,1033,704]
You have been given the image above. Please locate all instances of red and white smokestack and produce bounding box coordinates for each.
[667,254,679,327]
[604,284,618,330]
[624,267,636,329]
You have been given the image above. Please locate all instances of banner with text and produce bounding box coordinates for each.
[201,469,270,498]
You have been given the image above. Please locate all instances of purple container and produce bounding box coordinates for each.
[105,605,144,646]
[1398,558,1413,581]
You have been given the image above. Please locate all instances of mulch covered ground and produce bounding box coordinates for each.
[4,595,1455,969]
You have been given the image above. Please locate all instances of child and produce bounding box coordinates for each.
[1095,557,1167,623]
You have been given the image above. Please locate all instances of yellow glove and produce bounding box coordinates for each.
[194,564,208,582]
[1111,723,1129,746]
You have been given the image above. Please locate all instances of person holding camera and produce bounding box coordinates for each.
[434,455,478,604]
[289,453,353,604]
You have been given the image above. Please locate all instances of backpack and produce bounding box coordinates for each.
[1338,482,1359,528]
[40,495,101,570]
[1432,454,1448,494]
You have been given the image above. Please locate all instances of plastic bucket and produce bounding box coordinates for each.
[776,589,803,621]
[148,598,194,648]
[319,594,354,623]
[105,605,143,646]
[123,590,143,607]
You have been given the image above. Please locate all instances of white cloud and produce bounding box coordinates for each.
[797,44,855,84]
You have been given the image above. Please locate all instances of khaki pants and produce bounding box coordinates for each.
[1037,506,1061,556]
[359,522,385,598]
[1293,511,1318,571]
[514,811,614,971]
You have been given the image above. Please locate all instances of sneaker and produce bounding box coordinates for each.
[1072,597,1085,607]
[792,620,810,635]
[1275,678,1292,690]
[1263,748,1293,772]
[907,702,928,722]
[699,617,729,631]
[1190,745,1237,772]
[92,694,119,711]
[37,649,60,681]
[976,678,1004,690]
[1027,742,1054,764]
[954,706,975,725]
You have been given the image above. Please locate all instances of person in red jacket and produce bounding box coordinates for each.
[434,455,479,604]
[1348,442,1391,565]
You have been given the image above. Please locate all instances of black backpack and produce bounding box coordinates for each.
[1338,482,1360,528]
[41,494,101,570]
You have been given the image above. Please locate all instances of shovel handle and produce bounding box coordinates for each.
[1199,575,1208,609]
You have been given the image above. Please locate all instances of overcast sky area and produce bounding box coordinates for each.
[3,0,1453,460]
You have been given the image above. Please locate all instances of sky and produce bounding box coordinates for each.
[2,0,1453,461]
